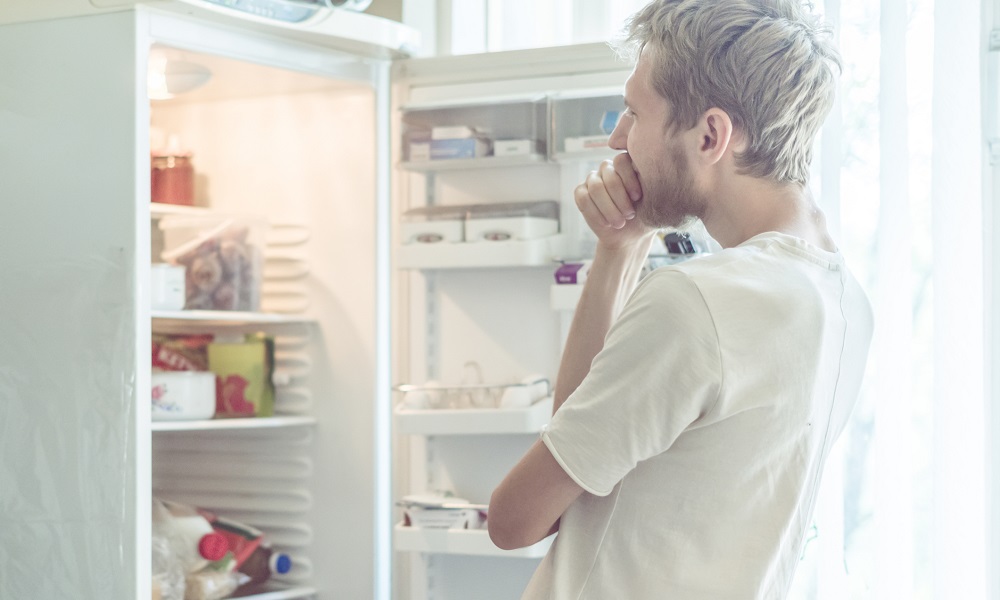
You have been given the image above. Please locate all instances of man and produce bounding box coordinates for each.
[487,1,873,598]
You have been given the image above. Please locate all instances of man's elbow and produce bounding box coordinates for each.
[488,518,538,550]
[487,491,536,550]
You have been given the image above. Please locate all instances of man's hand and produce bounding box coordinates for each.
[575,153,655,249]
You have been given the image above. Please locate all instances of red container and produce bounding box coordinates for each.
[151,153,194,205]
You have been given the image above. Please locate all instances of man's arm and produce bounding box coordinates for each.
[488,154,655,549]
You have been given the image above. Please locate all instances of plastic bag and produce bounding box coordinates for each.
[152,502,186,600]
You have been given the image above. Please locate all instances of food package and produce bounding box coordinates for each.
[159,216,266,312]
[397,494,488,530]
[153,334,213,372]
[208,333,276,418]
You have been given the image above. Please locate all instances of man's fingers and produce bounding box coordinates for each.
[584,170,628,229]
[598,160,637,221]
[612,152,643,203]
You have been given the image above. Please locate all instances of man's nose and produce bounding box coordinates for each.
[608,114,629,150]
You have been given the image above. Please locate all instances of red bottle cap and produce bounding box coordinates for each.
[198,532,229,561]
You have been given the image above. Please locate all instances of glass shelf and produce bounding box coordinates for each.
[151,416,317,432]
[149,202,212,219]
[237,585,318,600]
[151,310,314,325]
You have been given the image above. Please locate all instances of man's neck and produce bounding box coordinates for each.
[701,176,836,252]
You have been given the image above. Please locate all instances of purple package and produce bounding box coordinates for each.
[555,262,588,284]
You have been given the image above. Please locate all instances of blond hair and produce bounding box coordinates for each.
[615,0,841,185]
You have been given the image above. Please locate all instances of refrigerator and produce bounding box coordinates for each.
[0,2,632,599]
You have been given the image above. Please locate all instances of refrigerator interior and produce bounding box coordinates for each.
[147,39,385,599]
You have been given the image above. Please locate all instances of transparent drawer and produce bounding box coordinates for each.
[401,97,548,163]
[551,91,623,158]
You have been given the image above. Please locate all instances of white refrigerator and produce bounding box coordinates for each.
[0,3,631,599]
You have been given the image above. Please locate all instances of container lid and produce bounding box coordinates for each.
[466,200,559,221]
[271,552,293,575]
[403,201,559,222]
[198,532,229,561]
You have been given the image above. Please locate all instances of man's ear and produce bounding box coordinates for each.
[696,108,734,166]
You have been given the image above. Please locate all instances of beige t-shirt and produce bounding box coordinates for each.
[524,232,873,600]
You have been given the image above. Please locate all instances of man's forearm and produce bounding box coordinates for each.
[552,235,655,414]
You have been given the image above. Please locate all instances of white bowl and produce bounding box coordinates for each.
[151,371,216,421]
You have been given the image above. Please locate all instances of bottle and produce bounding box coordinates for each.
[231,544,292,596]
[160,499,230,572]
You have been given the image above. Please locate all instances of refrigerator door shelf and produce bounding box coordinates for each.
[394,523,553,558]
[397,235,568,269]
[395,396,554,435]
[400,153,549,173]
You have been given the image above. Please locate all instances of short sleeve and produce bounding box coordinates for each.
[541,268,722,496]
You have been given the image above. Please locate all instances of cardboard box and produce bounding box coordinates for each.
[208,334,275,418]
[431,125,480,140]
[409,141,431,161]
[493,139,537,156]
[564,135,611,153]
[555,261,591,284]
[429,138,492,160]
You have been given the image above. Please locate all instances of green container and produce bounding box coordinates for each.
[208,333,275,418]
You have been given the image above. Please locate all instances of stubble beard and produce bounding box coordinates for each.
[636,146,702,229]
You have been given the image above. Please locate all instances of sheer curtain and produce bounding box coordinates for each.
[797,0,988,598]
[443,0,992,597]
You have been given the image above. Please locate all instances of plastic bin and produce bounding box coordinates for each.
[401,205,469,244]
[159,215,267,311]
[465,200,559,242]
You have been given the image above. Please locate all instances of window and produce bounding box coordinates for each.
[448,0,647,54]
[433,0,993,597]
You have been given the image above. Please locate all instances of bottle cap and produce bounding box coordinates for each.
[270,552,292,575]
[198,532,229,561]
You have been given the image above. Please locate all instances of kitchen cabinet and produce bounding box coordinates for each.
[0,3,629,599]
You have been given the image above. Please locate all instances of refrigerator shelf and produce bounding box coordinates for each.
[152,309,315,325]
[552,149,619,163]
[394,523,552,558]
[395,396,553,435]
[151,416,317,432]
[238,585,318,600]
[397,235,567,269]
[399,153,549,172]
[150,202,212,219]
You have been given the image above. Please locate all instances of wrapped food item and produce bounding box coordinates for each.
[152,334,213,372]
[184,555,249,600]
[159,216,266,312]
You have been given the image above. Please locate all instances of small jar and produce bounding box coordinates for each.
[151,153,194,206]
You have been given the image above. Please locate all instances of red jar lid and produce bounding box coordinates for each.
[198,532,229,561]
